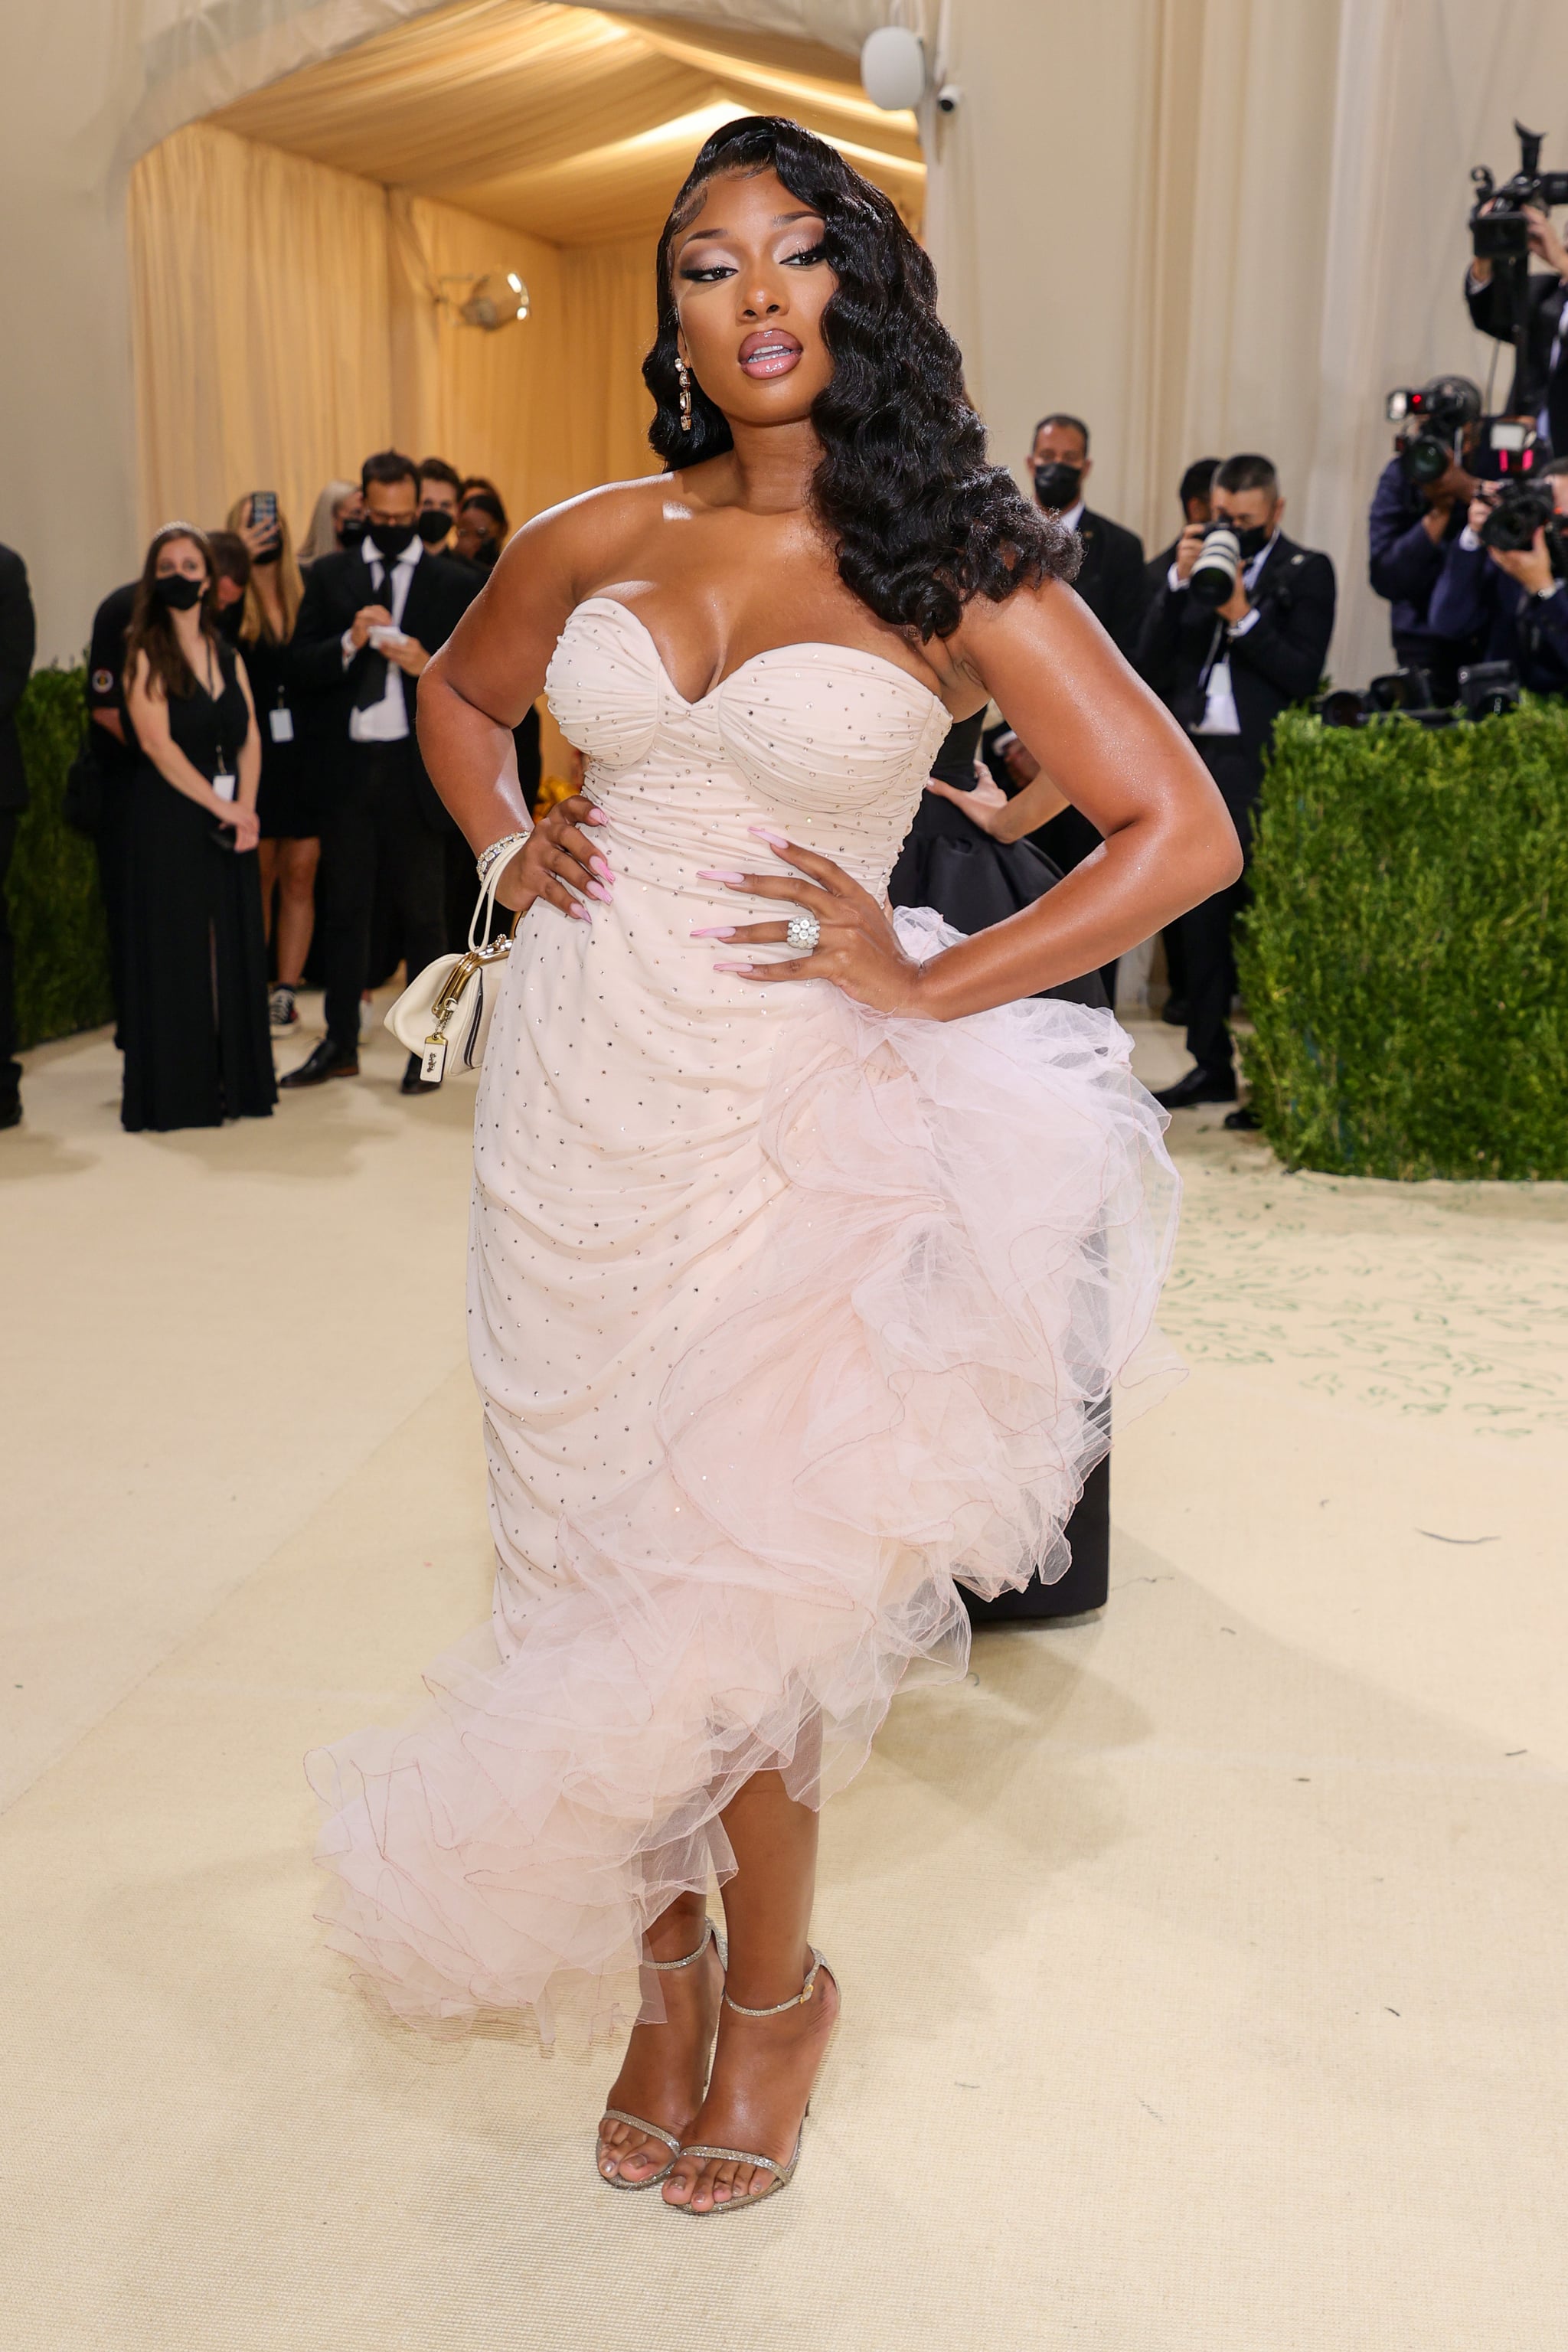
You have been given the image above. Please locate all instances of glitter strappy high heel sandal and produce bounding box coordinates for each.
[670,1948,835,2216]
[596,1919,725,2191]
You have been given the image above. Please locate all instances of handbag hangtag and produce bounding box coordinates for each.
[421,1034,449,1084]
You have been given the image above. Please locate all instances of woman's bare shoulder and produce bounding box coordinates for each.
[508,475,675,593]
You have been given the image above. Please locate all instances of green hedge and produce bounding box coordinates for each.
[1237,703,1568,1180]
[11,665,114,1050]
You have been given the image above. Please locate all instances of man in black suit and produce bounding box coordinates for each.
[1144,457,1220,1025]
[1146,456,1220,606]
[992,414,1148,1000]
[1029,413,1148,658]
[0,541,38,1128]
[1135,452,1336,1119]
[283,449,480,1093]
[1466,203,1568,454]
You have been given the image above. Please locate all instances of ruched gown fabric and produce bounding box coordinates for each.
[308,597,1182,2040]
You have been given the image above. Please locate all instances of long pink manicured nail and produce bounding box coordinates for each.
[570,902,592,923]
[585,808,608,825]
[590,856,613,882]
[748,826,790,849]
[696,869,747,885]
[712,961,753,974]
[690,925,734,939]
[586,882,612,903]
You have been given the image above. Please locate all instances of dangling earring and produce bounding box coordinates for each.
[675,356,693,435]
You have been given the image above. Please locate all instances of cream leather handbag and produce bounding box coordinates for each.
[384,837,529,1084]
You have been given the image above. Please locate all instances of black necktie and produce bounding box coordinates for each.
[354,647,390,710]
[353,557,391,710]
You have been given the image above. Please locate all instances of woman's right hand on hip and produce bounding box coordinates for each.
[495,796,612,923]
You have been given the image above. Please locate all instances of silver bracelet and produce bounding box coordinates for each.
[475,829,531,889]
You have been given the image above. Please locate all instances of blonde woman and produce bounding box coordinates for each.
[227,495,318,1031]
[297,479,365,567]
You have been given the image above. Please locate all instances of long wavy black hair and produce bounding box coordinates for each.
[643,117,1076,643]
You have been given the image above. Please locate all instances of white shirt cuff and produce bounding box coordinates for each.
[1166,564,1185,593]
[341,627,357,667]
[1227,605,1261,639]
[1459,526,1481,553]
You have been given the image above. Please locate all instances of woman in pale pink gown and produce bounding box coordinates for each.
[307,118,1240,2216]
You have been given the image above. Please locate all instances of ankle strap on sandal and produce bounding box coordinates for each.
[642,1918,716,1972]
[722,1946,825,2017]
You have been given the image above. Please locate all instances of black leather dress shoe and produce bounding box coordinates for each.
[400,1051,439,1095]
[1223,1103,1261,1132]
[1160,995,1190,1027]
[279,1037,359,1088]
[1153,1065,1238,1111]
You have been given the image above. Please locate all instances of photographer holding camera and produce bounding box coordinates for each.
[1427,457,1568,695]
[1135,452,1336,1116]
[1468,203,1568,454]
[1368,378,1484,703]
[1465,126,1568,453]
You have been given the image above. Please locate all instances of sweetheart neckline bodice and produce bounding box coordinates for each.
[568,594,954,723]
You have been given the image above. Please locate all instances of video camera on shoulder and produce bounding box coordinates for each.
[1471,122,1568,263]
[1384,380,1547,492]
[1384,377,1481,486]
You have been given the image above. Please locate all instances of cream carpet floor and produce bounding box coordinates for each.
[5,1001,1566,2351]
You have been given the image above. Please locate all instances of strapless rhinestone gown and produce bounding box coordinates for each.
[308,597,1181,2038]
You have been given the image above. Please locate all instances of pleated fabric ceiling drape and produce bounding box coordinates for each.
[128,118,661,551]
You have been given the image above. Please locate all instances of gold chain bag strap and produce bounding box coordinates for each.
[384,835,531,1084]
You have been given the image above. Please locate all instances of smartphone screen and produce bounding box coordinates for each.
[250,492,278,532]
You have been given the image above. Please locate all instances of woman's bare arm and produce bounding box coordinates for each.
[714,579,1242,1019]
[126,655,237,820]
[417,488,662,920]
[924,760,1069,841]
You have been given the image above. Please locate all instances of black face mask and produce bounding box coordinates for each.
[216,598,245,643]
[155,574,204,611]
[365,521,417,562]
[1034,461,1083,511]
[252,537,282,567]
[1232,522,1272,559]
[338,517,368,550]
[416,508,453,547]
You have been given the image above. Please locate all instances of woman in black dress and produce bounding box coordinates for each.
[890,714,1116,1621]
[227,495,318,1033]
[120,524,276,1133]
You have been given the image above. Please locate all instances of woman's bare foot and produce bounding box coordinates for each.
[662,1954,839,2211]
[596,1909,724,2187]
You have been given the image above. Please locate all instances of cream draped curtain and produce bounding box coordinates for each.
[129,118,660,553]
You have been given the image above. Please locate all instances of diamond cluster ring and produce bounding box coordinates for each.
[786,912,822,951]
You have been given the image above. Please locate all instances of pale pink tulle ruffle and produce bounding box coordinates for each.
[306,910,1182,2040]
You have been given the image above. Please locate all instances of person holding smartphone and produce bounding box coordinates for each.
[119,523,275,1132]
[283,449,480,1093]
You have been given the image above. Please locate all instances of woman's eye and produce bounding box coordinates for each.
[678,261,735,283]
[782,243,827,267]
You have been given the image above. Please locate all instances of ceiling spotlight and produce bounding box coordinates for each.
[860,24,926,112]
[440,270,531,330]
